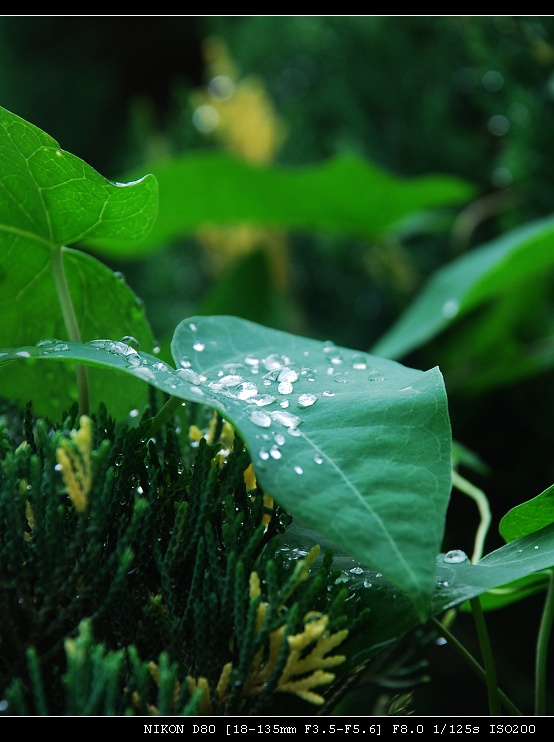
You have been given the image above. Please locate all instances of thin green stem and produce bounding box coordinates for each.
[50,246,89,416]
[451,469,491,564]
[535,569,554,716]
[431,617,522,716]
[145,395,183,439]
[470,597,500,716]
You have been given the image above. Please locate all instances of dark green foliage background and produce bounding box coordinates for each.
[2,15,554,714]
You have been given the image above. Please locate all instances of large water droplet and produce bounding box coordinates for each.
[297,393,317,408]
[270,410,301,428]
[251,394,275,407]
[368,369,385,381]
[175,368,205,385]
[351,353,367,370]
[235,382,258,400]
[278,380,293,395]
[262,353,290,371]
[250,410,272,428]
[120,335,140,350]
[443,549,469,564]
[278,367,299,383]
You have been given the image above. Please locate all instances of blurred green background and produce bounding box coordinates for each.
[3,15,554,716]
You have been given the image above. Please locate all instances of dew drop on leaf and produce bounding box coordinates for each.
[443,549,469,564]
[262,353,290,371]
[278,380,293,395]
[193,341,205,352]
[249,410,272,428]
[351,353,367,370]
[297,393,317,408]
[293,465,304,475]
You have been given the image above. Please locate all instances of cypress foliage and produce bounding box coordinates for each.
[0,402,377,716]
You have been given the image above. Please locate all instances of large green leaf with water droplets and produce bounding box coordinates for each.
[0,315,452,619]
[84,151,476,256]
[0,105,158,418]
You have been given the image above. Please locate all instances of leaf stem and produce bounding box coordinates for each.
[469,597,501,715]
[145,394,182,439]
[451,469,491,563]
[50,246,89,415]
[535,569,554,716]
[431,617,522,716]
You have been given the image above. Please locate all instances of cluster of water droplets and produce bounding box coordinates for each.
[32,326,388,478]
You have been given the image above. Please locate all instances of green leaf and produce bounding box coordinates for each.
[0,315,453,620]
[430,524,554,615]
[84,151,476,257]
[499,483,554,544]
[0,105,159,418]
[372,214,554,360]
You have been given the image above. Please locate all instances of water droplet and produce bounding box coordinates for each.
[152,360,172,373]
[322,390,335,397]
[368,369,385,381]
[120,335,140,350]
[280,400,290,408]
[249,410,272,428]
[175,368,205,385]
[351,353,367,370]
[89,339,138,357]
[443,549,469,564]
[442,299,459,318]
[363,580,372,589]
[235,382,258,400]
[323,341,342,365]
[270,410,301,428]
[278,380,293,395]
[535,545,540,550]
[293,465,304,475]
[349,566,364,575]
[179,356,192,368]
[0,699,8,712]
[314,454,323,464]
[126,354,144,367]
[129,408,140,418]
[335,573,350,584]
[274,433,286,445]
[270,446,282,460]
[218,374,244,387]
[262,353,290,371]
[188,322,197,332]
[190,386,204,396]
[36,338,56,348]
[14,350,31,358]
[298,393,317,408]
[301,367,317,381]
[244,354,259,366]
[278,367,299,383]
[334,373,347,383]
[193,341,205,352]
[258,448,270,460]
[251,394,275,407]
